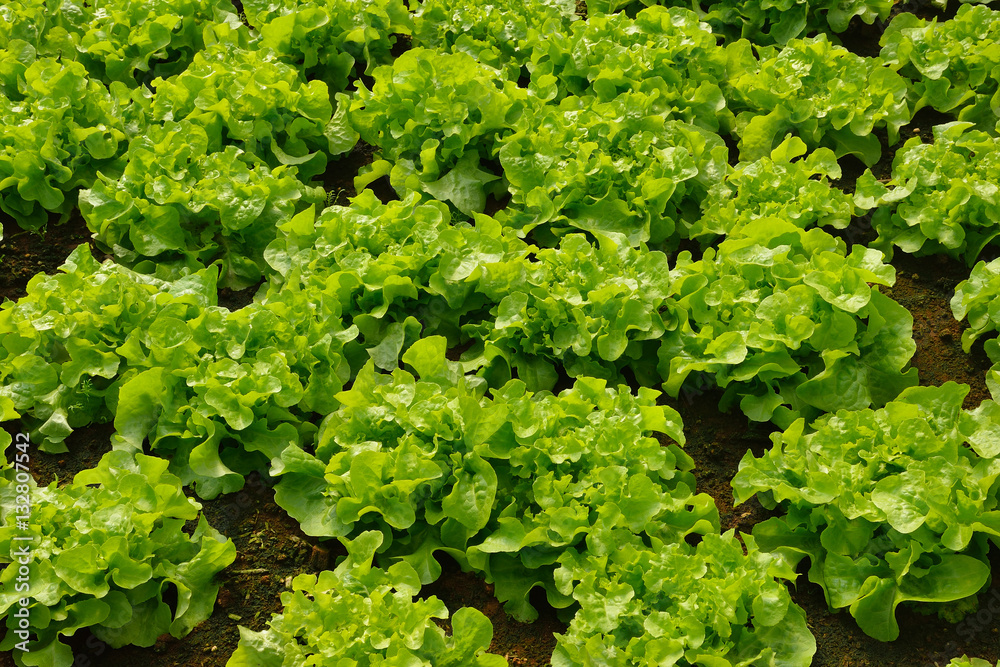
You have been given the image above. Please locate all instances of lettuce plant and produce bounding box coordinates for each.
[240,0,410,93]
[880,5,1000,130]
[0,450,236,667]
[466,233,672,390]
[412,0,577,80]
[0,0,86,64]
[659,217,917,427]
[586,0,890,46]
[553,532,815,666]
[350,49,523,216]
[228,531,505,667]
[108,262,358,497]
[263,192,530,353]
[0,245,356,498]
[726,35,910,166]
[498,91,729,247]
[855,122,1000,265]
[112,281,356,498]
[946,658,1000,667]
[690,136,857,241]
[0,0,240,85]
[76,0,241,83]
[137,23,353,182]
[951,257,1000,401]
[265,193,669,390]
[80,120,325,289]
[271,337,718,620]
[732,382,1000,640]
[0,245,218,451]
[0,57,143,231]
[526,6,732,132]
[699,0,891,46]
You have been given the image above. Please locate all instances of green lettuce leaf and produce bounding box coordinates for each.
[0,451,235,666]
[726,35,910,166]
[498,90,729,247]
[350,49,522,215]
[412,0,577,80]
[880,5,1000,130]
[690,136,856,241]
[658,217,915,427]
[241,0,410,92]
[553,531,815,667]
[227,531,506,667]
[271,338,717,621]
[859,122,1000,265]
[80,120,324,289]
[0,244,355,497]
[733,382,1000,640]
[526,7,731,131]
[0,56,144,231]
[138,23,347,181]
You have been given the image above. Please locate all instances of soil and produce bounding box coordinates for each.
[0,209,106,304]
[3,4,1000,667]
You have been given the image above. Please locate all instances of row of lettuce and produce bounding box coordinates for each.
[4,0,1000,665]
[3,0,1000,272]
[4,196,1000,663]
